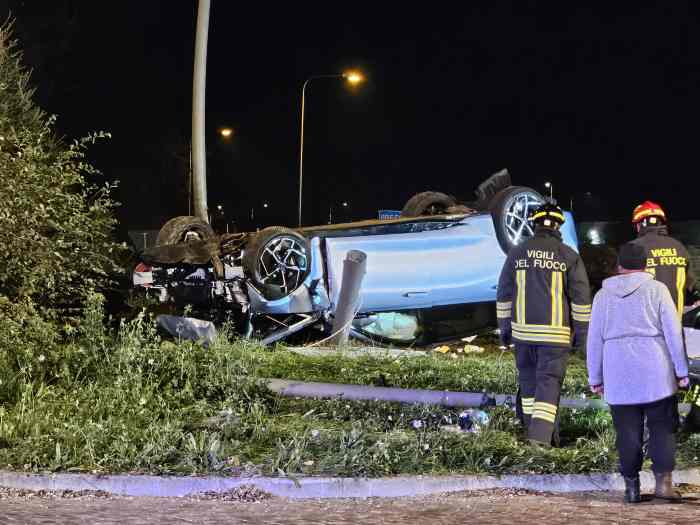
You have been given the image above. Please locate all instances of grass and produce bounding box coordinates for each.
[0,299,696,478]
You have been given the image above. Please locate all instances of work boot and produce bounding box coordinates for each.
[623,476,641,504]
[654,472,682,502]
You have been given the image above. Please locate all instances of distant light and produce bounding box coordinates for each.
[588,229,602,245]
[217,204,223,210]
[343,70,364,85]
[263,203,269,208]
[342,201,348,207]
[544,182,551,188]
[219,127,234,138]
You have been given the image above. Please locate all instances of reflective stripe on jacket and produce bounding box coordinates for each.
[496,227,591,348]
[631,226,696,317]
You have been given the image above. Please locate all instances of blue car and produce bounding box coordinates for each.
[134,170,579,344]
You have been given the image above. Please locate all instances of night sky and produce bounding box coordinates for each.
[5,2,700,238]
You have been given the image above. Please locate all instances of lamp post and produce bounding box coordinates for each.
[544,181,553,199]
[328,201,349,224]
[298,71,364,227]
[250,202,270,227]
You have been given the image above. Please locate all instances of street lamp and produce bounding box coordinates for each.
[544,181,553,199]
[328,201,350,224]
[250,202,270,223]
[219,127,234,139]
[298,70,365,227]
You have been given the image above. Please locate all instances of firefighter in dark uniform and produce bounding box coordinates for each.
[496,202,591,447]
[629,201,698,316]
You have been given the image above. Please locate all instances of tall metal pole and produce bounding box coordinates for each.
[297,74,346,228]
[192,0,210,223]
[298,80,309,227]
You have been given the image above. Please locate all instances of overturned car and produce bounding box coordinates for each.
[133,170,580,345]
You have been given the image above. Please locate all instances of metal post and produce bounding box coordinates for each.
[330,250,367,346]
[298,80,309,227]
[192,0,210,223]
[298,74,345,228]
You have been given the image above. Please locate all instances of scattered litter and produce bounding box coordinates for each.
[410,419,425,430]
[191,484,272,503]
[439,424,463,434]
[433,345,450,354]
[461,335,478,343]
[0,487,112,500]
[463,344,485,354]
[458,409,490,433]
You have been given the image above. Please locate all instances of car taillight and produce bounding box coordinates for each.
[135,262,152,273]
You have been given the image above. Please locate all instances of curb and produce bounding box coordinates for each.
[0,469,698,499]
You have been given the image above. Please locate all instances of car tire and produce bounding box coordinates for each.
[243,226,311,300]
[401,191,458,217]
[490,186,544,253]
[156,216,215,246]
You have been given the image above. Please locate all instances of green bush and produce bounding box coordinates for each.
[0,21,123,327]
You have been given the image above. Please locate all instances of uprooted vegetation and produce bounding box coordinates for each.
[1,295,698,478]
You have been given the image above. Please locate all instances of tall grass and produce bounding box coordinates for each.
[0,297,695,476]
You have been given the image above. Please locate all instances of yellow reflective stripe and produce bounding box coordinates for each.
[532,411,557,423]
[572,312,591,322]
[512,323,571,335]
[532,401,558,423]
[556,272,563,327]
[516,270,526,323]
[534,401,558,413]
[511,333,571,344]
[677,267,686,317]
[497,301,512,319]
[521,397,535,415]
[532,211,565,222]
[571,303,592,313]
[550,272,557,327]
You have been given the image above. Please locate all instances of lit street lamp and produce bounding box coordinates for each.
[250,202,270,223]
[328,201,349,224]
[298,70,364,227]
[544,181,553,199]
[219,127,234,139]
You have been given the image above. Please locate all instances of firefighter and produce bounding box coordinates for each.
[630,201,698,316]
[496,202,591,447]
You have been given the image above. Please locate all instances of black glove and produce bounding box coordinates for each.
[500,328,512,348]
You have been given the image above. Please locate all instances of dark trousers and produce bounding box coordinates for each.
[515,344,569,444]
[610,396,678,478]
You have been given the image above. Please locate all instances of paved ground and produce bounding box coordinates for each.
[2,486,699,524]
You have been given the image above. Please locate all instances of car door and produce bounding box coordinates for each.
[323,214,507,312]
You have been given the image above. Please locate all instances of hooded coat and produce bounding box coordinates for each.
[587,272,688,405]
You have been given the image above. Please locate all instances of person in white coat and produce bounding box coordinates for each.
[587,242,689,504]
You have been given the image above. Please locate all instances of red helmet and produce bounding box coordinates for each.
[632,201,666,225]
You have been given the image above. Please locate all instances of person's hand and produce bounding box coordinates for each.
[590,384,604,395]
[678,377,690,389]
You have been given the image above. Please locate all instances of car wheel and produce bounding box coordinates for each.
[490,186,544,253]
[401,191,458,217]
[243,227,311,300]
[156,216,216,246]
